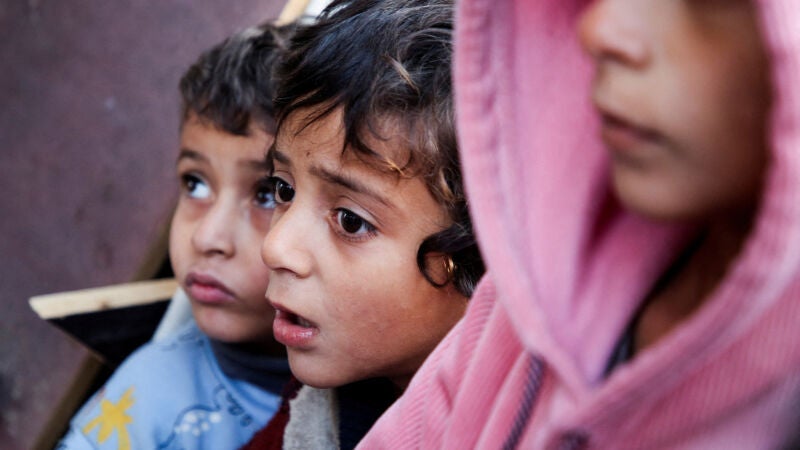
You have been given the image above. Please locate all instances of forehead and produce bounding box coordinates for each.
[181,114,274,161]
[275,107,413,173]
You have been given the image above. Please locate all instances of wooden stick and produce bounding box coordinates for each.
[29,278,178,319]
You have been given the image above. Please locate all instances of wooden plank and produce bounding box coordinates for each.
[29,278,178,319]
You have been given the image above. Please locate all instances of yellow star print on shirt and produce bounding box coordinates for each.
[82,387,135,450]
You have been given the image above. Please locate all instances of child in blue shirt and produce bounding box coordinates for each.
[58,22,292,450]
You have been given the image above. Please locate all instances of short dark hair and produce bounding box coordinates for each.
[179,22,292,136]
[273,0,484,297]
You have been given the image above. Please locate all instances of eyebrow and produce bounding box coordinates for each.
[177,148,206,163]
[178,148,270,171]
[269,147,291,167]
[271,148,394,209]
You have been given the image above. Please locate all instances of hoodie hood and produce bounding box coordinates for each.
[456,0,800,396]
[357,1,800,447]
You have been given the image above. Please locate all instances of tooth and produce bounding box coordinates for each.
[297,317,312,328]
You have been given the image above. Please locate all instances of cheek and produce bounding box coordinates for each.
[325,280,381,325]
[672,43,769,156]
[343,268,448,336]
[660,67,718,149]
[168,213,192,277]
[323,257,416,329]
[682,87,768,206]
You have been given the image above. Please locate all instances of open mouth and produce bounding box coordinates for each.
[277,308,315,329]
[270,301,320,348]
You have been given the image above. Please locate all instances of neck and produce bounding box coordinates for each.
[633,213,755,354]
[209,338,290,394]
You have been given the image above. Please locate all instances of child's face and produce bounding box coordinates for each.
[578,0,771,222]
[261,108,468,389]
[170,115,279,350]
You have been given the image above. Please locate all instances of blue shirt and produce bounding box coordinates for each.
[58,322,286,450]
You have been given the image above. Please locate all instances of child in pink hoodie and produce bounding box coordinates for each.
[359,0,800,448]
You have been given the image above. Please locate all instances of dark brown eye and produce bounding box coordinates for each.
[340,210,363,233]
[268,176,295,203]
[335,209,375,235]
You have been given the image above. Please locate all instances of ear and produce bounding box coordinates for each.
[421,252,453,288]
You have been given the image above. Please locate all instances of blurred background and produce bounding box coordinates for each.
[0,1,286,448]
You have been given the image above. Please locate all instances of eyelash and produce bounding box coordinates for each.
[267,175,378,242]
[180,173,211,199]
[331,208,378,242]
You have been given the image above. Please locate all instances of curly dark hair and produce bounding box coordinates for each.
[272,0,484,297]
[179,22,293,136]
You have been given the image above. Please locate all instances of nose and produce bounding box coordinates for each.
[191,196,236,257]
[261,203,313,278]
[577,0,650,68]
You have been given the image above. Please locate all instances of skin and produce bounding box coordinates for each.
[170,114,283,354]
[261,107,468,389]
[578,0,772,352]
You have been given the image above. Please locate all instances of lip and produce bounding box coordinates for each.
[185,272,236,305]
[593,97,664,159]
[269,300,319,349]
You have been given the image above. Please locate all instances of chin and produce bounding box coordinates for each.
[195,316,246,343]
[289,355,352,389]
[626,204,710,228]
[197,322,235,342]
[612,179,693,223]
[620,199,685,223]
[292,371,346,389]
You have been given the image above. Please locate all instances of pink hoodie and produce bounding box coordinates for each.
[359,0,800,448]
